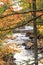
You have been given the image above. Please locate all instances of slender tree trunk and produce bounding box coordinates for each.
[32,0,38,65]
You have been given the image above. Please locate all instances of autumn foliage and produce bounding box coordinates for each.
[0,0,43,65]
[0,0,43,37]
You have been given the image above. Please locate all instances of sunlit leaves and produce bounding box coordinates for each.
[18,0,32,10]
[36,0,43,9]
[37,16,43,35]
[38,26,43,36]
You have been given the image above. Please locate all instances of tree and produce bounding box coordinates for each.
[0,0,43,38]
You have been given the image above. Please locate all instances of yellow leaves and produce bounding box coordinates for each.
[38,26,43,32]
[41,15,43,19]
[0,12,31,38]
[0,42,21,63]
[0,43,21,57]
[37,25,43,35]
[40,59,43,64]
[6,0,13,5]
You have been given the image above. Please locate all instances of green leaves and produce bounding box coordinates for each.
[13,0,32,11]
[37,17,43,25]
[0,7,4,14]
[0,4,8,14]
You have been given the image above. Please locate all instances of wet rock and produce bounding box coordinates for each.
[25,42,33,50]
[22,43,26,46]
[25,46,31,50]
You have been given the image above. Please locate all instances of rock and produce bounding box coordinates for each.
[25,46,31,50]
[25,42,34,50]
[22,43,26,46]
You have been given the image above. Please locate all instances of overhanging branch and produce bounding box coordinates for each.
[0,9,43,19]
[0,14,43,31]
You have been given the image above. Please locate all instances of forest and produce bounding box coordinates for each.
[0,0,43,65]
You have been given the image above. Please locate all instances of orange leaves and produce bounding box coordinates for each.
[27,0,32,2]
[0,43,21,59]
[13,14,22,23]
[0,60,5,65]
[0,0,13,5]
[0,0,43,38]
[3,9,12,15]
[41,15,43,19]
[36,12,43,16]
[0,19,4,28]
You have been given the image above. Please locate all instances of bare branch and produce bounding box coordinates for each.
[0,9,43,19]
[0,14,43,31]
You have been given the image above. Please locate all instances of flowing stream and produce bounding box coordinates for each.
[5,33,43,65]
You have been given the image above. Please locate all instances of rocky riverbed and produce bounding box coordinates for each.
[2,33,43,65]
